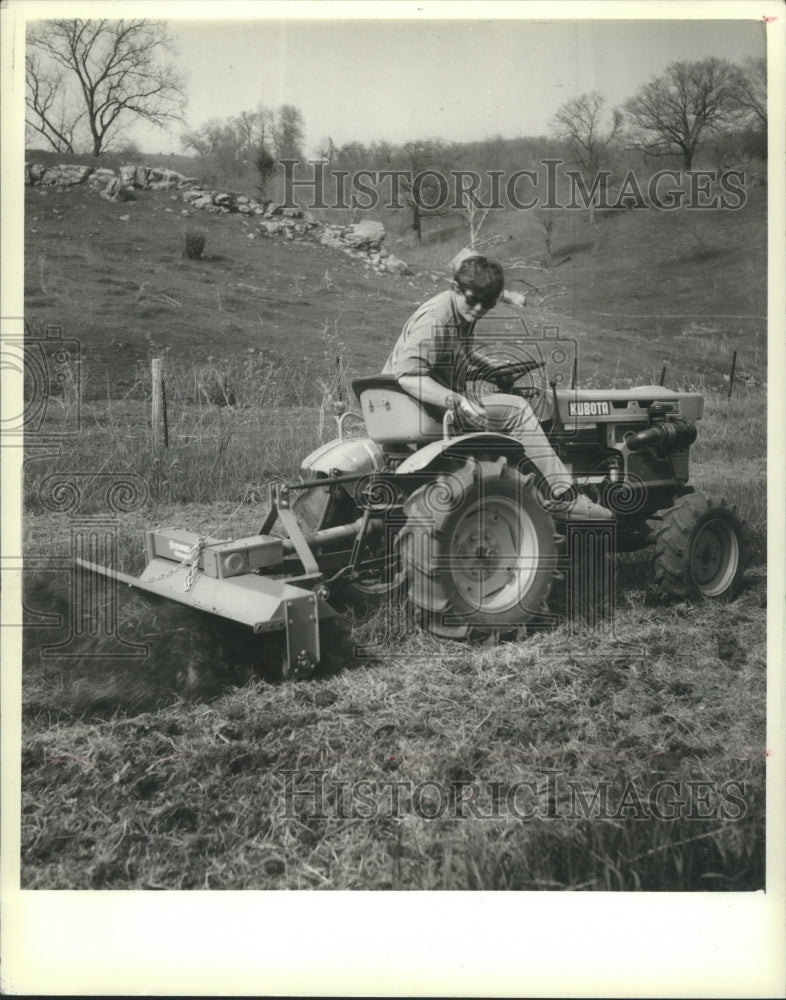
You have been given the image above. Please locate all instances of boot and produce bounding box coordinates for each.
[543,492,613,521]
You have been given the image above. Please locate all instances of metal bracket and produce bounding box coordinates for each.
[274,483,320,576]
[284,590,321,680]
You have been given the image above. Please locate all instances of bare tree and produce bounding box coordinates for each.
[316,136,337,165]
[551,91,622,174]
[181,118,228,160]
[391,140,451,241]
[455,171,501,248]
[26,19,186,156]
[623,58,746,170]
[233,106,274,159]
[735,56,767,130]
[25,52,84,152]
[272,104,305,161]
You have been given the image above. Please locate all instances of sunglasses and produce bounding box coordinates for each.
[460,288,499,311]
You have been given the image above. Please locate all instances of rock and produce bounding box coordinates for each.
[119,165,136,187]
[27,163,46,184]
[181,189,203,203]
[99,177,122,201]
[134,165,149,187]
[282,206,302,218]
[264,203,282,217]
[236,195,249,205]
[100,177,135,202]
[319,232,344,250]
[384,254,410,275]
[193,195,213,209]
[344,220,386,248]
[238,204,251,214]
[503,290,527,307]
[261,221,283,235]
[147,167,184,189]
[43,164,93,186]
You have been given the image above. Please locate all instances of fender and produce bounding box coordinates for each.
[300,436,386,477]
[394,432,528,475]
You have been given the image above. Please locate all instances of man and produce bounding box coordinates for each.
[382,252,611,520]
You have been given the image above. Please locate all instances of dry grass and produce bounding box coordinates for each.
[21,568,765,890]
[20,173,767,891]
[20,385,767,890]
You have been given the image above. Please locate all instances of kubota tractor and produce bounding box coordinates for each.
[81,356,746,678]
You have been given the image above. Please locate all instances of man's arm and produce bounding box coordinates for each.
[396,374,457,410]
[397,375,486,424]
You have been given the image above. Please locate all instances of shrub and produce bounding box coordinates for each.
[198,366,237,407]
[184,229,206,260]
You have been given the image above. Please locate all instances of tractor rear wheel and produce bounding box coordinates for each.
[399,454,558,638]
[651,493,746,600]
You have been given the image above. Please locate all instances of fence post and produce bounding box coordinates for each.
[151,357,166,451]
[728,350,737,399]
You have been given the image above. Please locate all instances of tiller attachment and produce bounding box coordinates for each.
[77,525,337,680]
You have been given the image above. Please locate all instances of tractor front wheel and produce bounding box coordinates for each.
[400,455,558,638]
[651,493,746,600]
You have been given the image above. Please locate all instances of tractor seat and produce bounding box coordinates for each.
[352,375,445,444]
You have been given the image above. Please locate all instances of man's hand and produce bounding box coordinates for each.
[453,395,487,429]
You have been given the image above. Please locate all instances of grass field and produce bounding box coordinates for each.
[19,168,768,890]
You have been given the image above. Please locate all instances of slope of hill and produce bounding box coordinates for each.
[23,167,767,399]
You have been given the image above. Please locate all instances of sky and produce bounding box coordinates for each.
[18,3,767,156]
[149,16,765,154]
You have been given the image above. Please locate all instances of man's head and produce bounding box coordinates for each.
[452,254,504,321]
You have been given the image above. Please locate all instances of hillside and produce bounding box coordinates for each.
[23,161,767,399]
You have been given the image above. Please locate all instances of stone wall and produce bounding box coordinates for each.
[25,161,410,276]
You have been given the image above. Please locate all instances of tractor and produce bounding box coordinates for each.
[80,353,747,679]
